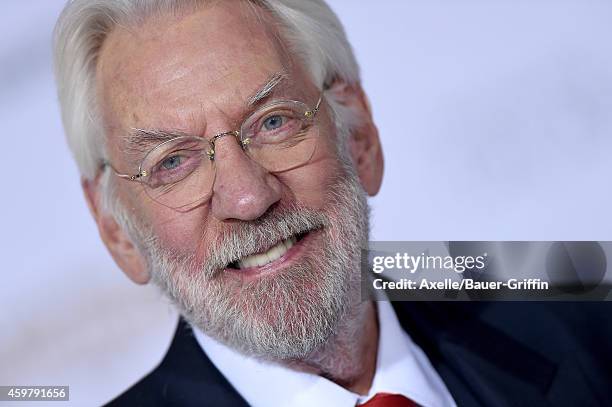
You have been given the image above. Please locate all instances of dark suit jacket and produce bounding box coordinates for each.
[106,302,612,406]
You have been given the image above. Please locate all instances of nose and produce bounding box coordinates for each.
[210,135,282,221]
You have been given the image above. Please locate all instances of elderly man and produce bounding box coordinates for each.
[54,1,611,406]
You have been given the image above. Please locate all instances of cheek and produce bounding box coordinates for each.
[124,191,210,257]
[275,139,346,210]
[159,216,210,255]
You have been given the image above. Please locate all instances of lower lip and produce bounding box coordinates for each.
[224,231,317,279]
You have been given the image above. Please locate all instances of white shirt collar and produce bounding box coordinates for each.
[192,301,456,407]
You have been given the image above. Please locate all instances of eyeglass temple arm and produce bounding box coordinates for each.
[305,94,324,118]
[314,94,323,112]
[101,161,147,182]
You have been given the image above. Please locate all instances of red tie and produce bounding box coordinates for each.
[357,393,417,407]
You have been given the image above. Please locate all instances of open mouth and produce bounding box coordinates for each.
[226,231,310,272]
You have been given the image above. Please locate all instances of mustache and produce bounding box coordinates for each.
[197,201,330,278]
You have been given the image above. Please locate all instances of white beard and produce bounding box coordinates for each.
[143,167,370,361]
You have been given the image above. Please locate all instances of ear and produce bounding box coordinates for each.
[327,81,384,196]
[82,176,150,284]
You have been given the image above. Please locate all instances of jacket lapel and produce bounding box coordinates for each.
[154,318,251,406]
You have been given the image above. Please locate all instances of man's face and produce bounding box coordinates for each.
[95,0,370,358]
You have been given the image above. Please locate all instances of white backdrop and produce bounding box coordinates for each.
[1,1,612,405]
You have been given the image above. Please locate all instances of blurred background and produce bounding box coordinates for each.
[1,0,612,405]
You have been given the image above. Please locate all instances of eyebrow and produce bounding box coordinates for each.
[247,71,289,106]
[122,128,189,154]
[122,72,291,152]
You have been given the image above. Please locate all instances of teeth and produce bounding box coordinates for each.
[237,236,297,269]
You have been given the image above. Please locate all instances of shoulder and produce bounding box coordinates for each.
[394,301,612,352]
[392,301,612,404]
[395,303,612,382]
[477,302,612,351]
[105,318,249,407]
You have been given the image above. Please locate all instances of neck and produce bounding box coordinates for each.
[284,300,379,395]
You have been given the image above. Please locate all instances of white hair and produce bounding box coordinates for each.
[53,0,361,181]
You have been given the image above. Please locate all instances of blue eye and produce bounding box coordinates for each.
[262,115,285,131]
[161,155,182,170]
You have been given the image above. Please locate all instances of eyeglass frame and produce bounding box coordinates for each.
[101,92,324,184]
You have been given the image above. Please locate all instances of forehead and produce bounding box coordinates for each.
[96,0,303,142]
